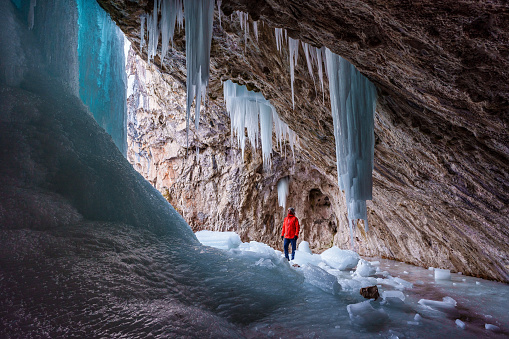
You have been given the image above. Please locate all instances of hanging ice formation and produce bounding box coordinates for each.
[277,177,290,210]
[184,0,215,154]
[77,0,127,156]
[325,48,377,246]
[141,0,214,154]
[223,80,297,167]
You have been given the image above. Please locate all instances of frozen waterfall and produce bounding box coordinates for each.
[325,49,377,233]
[77,0,127,155]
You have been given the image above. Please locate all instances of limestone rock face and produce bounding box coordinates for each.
[102,0,508,281]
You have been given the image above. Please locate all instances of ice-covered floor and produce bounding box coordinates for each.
[197,231,509,338]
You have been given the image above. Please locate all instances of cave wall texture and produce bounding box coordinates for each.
[99,0,508,282]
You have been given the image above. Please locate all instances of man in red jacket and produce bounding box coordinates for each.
[281,207,300,261]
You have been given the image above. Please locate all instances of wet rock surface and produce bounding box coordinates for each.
[103,0,508,281]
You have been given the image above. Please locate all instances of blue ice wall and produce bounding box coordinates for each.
[77,0,127,155]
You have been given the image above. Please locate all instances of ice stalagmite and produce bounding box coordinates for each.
[184,0,215,153]
[223,81,297,167]
[325,49,377,239]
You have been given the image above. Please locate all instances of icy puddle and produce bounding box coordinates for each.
[196,231,509,338]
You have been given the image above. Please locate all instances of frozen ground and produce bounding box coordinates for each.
[197,231,509,338]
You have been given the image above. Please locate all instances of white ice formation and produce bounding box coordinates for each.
[277,177,289,210]
[325,49,377,237]
[223,80,297,166]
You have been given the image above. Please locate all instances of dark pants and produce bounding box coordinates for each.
[284,237,297,260]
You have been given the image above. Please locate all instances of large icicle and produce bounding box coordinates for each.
[325,48,377,236]
[184,0,215,152]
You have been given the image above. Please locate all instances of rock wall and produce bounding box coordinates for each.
[126,47,347,253]
[104,0,509,281]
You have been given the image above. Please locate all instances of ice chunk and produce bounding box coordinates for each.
[434,268,451,280]
[418,297,457,311]
[382,290,405,301]
[277,177,289,210]
[414,314,422,321]
[347,300,388,327]
[301,264,342,295]
[321,247,359,270]
[195,230,241,250]
[455,319,466,329]
[485,324,501,332]
[393,277,413,289]
[298,241,312,254]
[354,259,377,277]
[291,250,323,267]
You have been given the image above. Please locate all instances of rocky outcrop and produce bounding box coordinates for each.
[104,0,508,281]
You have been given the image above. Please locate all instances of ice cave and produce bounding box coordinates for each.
[1,0,508,337]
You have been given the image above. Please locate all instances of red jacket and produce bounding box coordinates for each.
[282,213,300,239]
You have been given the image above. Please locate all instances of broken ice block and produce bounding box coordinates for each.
[434,268,451,280]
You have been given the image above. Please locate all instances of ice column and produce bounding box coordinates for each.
[277,177,290,210]
[184,0,215,152]
[325,49,377,235]
[77,0,127,156]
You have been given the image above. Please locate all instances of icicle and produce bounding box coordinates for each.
[160,0,183,62]
[274,28,284,52]
[184,0,215,154]
[315,46,325,103]
[236,11,249,48]
[349,218,356,251]
[216,0,222,26]
[301,41,315,81]
[288,37,299,110]
[277,177,289,210]
[140,14,146,49]
[253,21,258,41]
[146,0,160,64]
[325,48,377,235]
[28,0,36,30]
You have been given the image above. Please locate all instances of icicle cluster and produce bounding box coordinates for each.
[184,0,215,154]
[272,29,327,107]
[325,48,377,240]
[140,0,215,155]
[277,177,289,210]
[140,0,184,64]
[223,80,297,167]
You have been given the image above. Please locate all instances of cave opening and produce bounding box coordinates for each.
[1,0,508,337]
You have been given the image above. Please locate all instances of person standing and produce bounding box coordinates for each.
[281,207,300,261]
